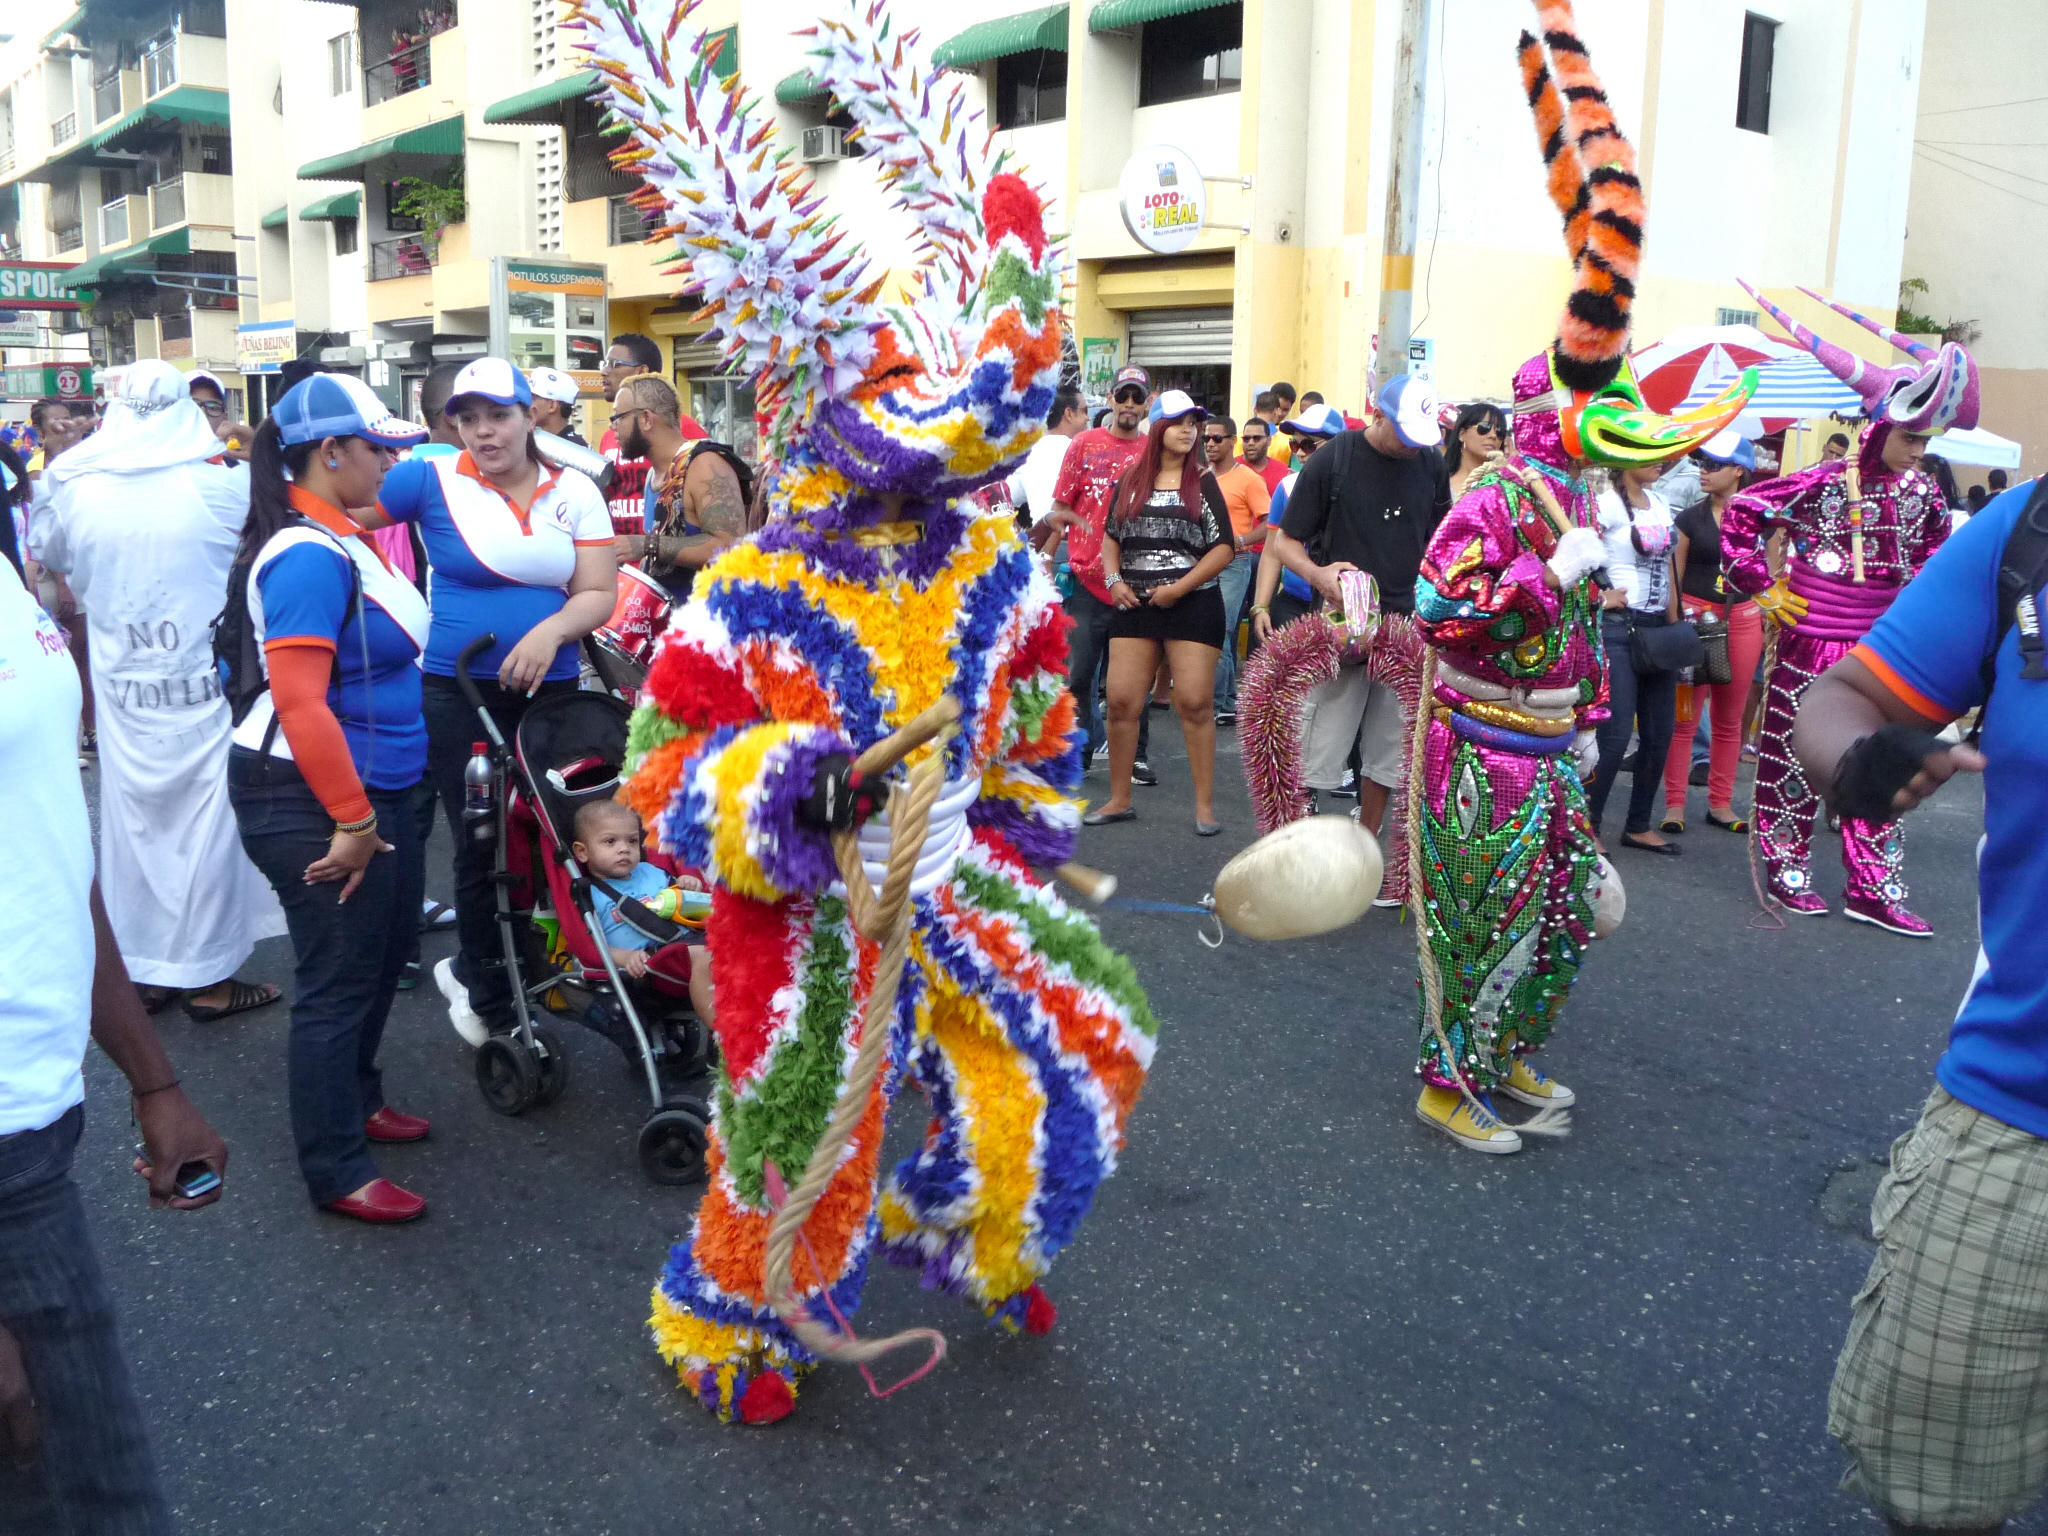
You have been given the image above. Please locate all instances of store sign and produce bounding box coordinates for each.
[1,363,93,400]
[1117,145,1207,257]
[1080,337,1120,401]
[0,311,42,347]
[236,319,296,376]
[0,260,84,312]
[491,257,608,390]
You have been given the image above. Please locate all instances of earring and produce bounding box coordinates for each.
[327,458,339,469]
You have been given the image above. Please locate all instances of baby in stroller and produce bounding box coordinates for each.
[569,799,716,1027]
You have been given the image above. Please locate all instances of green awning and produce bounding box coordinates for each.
[934,4,1069,67]
[67,229,191,290]
[297,115,465,180]
[41,7,85,46]
[259,205,289,229]
[298,191,361,221]
[775,69,827,106]
[1089,0,1233,31]
[482,69,598,125]
[83,85,232,152]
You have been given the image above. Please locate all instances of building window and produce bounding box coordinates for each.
[1716,305,1760,329]
[333,217,359,255]
[384,179,422,233]
[1736,13,1775,134]
[180,0,228,39]
[995,49,1066,128]
[198,136,231,175]
[1138,2,1241,107]
[329,33,356,96]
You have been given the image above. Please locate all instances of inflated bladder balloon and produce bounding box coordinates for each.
[1210,815,1384,940]
[1588,854,1625,938]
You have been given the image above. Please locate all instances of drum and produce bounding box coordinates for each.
[597,563,675,672]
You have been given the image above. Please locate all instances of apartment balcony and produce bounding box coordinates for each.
[368,230,438,283]
[52,223,84,255]
[148,171,232,232]
[361,26,465,140]
[51,114,78,149]
[92,69,143,129]
[365,220,478,325]
[99,193,148,250]
[139,31,231,100]
[153,305,237,363]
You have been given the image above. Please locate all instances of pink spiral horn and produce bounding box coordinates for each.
[1738,279,1900,407]
[1794,285,1939,364]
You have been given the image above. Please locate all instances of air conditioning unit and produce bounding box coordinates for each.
[801,125,850,164]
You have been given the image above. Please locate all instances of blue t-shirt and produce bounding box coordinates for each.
[593,862,672,953]
[232,529,430,790]
[378,451,613,683]
[1856,482,2048,1137]
[1267,473,1311,601]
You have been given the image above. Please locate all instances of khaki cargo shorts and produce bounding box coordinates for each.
[1301,663,1410,792]
[1830,1086,2048,1528]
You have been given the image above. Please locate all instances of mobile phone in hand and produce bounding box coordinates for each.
[133,1143,223,1201]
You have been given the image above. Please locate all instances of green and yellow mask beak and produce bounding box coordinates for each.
[1558,357,1758,468]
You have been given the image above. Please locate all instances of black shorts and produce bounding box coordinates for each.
[1108,583,1226,648]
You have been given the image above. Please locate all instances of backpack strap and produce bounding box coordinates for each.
[1967,479,2048,745]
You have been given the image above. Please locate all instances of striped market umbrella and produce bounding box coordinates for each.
[1678,351,1864,436]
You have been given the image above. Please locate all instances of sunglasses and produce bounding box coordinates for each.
[1201,432,1232,444]
[1112,388,1147,405]
[1470,421,1501,437]
[194,399,226,418]
[601,358,639,371]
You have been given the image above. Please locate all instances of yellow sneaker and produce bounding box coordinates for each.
[1415,1085,1522,1155]
[1502,1057,1575,1109]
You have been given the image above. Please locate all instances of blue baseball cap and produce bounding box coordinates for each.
[1697,429,1756,470]
[1375,374,1443,449]
[446,357,533,413]
[271,373,428,449]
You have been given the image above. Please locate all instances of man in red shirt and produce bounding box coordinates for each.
[1035,364,1154,779]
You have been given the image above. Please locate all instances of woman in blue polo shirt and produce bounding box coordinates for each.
[373,357,617,1043]
[228,374,434,1223]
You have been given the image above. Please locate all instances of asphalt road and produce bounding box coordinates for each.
[70,721,2028,1535]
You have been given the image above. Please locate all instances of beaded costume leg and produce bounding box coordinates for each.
[649,894,911,1423]
[1415,716,1598,1094]
[879,842,1158,1328]
[1751,646,1822,901]
[1840,818,1909,907]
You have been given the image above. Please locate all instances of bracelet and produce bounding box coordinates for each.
[335,812,379,837]
[1107,574,1127,588]
[644,529,659,564]
[1249,603,1270,615]
[131,1078,180,1098]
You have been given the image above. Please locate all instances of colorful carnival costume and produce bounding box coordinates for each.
[1721,285,1977,936]
[578,0,1158,1425]
[1406,1,1754,1155]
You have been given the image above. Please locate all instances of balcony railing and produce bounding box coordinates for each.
[149,177,185,229]
[368,232,438,282]
[364,38,434,106]
[607,193,658,246]
[93,73,124,126]
[142,35,180,98]
[53,223,84,254]
[100,197,130,248]
[51,114,77,147]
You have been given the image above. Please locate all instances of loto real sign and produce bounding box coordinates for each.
[1117,145,1208,257]
[0,260,85,312]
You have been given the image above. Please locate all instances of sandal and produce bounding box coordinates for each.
[1706,810,1749,833]
[1658,814,1685,834]
[419,899,457,934]
[182,977,282,1023]
[137,985,181,1014]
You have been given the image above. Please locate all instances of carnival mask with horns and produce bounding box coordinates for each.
[1508,0,1755,469]
[572,0,1063,528]
[1737,281,1980,436]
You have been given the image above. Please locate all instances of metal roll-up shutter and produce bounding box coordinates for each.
[1125,306,1233,368]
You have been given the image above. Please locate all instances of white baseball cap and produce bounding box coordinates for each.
[445,357,533,413]
[1376,374,1443,449]
[1280,402,1346,439]
[1152,388,1207,424]
[526,366,580,406]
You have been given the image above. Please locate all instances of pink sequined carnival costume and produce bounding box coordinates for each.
[1722,283,1980,936]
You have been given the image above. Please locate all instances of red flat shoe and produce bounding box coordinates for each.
[322,1179,426,1223]
[365,1107,431,1143]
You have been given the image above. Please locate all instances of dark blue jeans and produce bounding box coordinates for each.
[1588,613,1681,837]
[229,752,424,1204]
[1063,585,1149,762]
[0,1106,171,1535]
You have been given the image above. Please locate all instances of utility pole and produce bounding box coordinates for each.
[1374,0,1433,391]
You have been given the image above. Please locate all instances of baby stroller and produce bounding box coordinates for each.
[454,636,713,1185]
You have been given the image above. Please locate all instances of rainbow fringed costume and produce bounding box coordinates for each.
[1408,2,1752,1134]
[579,0,1158,1422]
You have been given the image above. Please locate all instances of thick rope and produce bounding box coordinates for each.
[761,746,951,1373]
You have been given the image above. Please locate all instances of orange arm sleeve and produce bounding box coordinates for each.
[265,641,374,825]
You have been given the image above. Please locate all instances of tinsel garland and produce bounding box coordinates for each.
[1237,615,1340,836]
